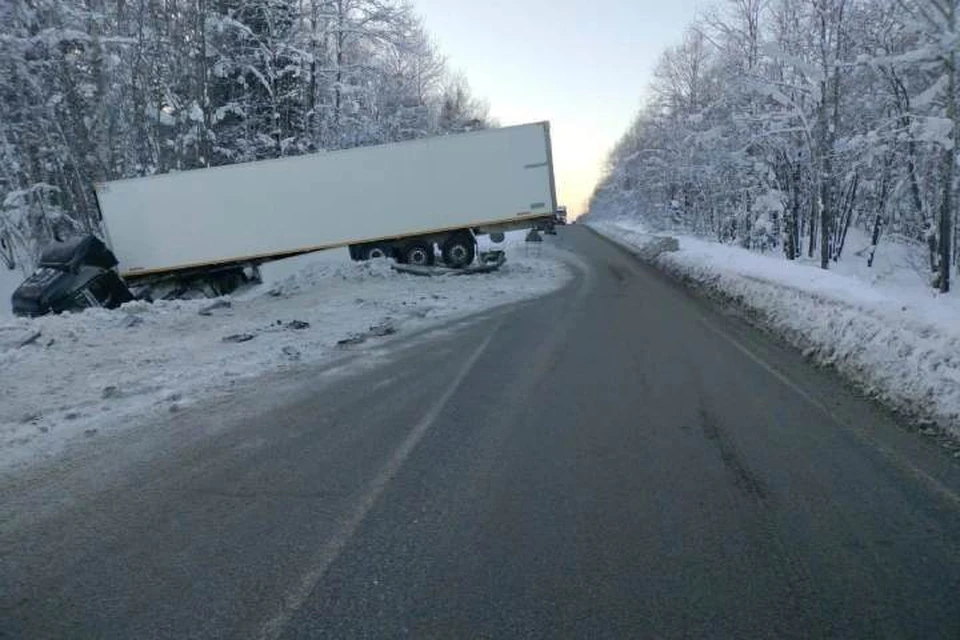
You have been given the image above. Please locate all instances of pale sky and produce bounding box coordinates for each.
[413,0,711,217]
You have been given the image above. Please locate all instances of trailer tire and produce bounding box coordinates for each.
[401,242,434,267]
[441,234,475,268]
[360,244,393,260]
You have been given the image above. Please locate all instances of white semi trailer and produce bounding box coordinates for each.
[12,122,558,315]
[100,121,557,279]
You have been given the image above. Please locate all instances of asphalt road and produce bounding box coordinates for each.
[3,226,960,639]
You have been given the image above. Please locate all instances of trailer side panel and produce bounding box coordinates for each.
[95,123,555,275]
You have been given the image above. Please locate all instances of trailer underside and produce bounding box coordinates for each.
[119,214,556,284]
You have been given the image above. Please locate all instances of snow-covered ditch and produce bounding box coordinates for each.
[590,219,960,437]
[0,241,569,470]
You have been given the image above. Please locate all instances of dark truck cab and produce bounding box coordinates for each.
[11,235,133,317]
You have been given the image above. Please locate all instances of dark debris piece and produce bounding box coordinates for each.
[199,300,233,316]
[222,333,256,343]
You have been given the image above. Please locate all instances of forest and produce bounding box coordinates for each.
[0,0,489,272]
[589,0,959,292]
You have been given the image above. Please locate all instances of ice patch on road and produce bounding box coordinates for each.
[0,242,569,471]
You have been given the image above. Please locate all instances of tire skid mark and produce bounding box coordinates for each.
[699,407,769,504]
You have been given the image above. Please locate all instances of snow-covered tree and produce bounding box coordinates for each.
[0,0,491,269]
[590,0,960,291]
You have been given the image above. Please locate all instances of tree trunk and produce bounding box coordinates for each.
[307,0,319,147]
[929,227,940,274]
[197,0,211,168]
[939,45,955,293]
[868,158,891,268]
[819,176,831,269]
[868,214,884,268]
[835,173,858,260]
[334,0,345,132]
[786,158,801,259]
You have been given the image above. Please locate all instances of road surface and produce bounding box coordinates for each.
[3,226,960,639]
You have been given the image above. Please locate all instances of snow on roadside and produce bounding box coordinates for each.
[590,220,960,437]
[0,241,569,470]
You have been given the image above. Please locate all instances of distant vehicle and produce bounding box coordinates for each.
[555,206,568,225]
[12,123,559,316]
[536,205,569,236]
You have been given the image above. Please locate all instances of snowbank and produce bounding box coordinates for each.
[590,220,960,436]
[0,240,569,470]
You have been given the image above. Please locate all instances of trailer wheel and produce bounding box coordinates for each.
[401,242,434,267]
[441,234,475,268]
[360,244,393,260]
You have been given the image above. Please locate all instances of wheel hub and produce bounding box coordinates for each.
[409,249,429,265]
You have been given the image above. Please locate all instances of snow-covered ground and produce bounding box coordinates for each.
[0,238,569,470]
[590,219,960,438]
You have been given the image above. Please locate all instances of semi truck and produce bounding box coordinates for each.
[12,122,559,316]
